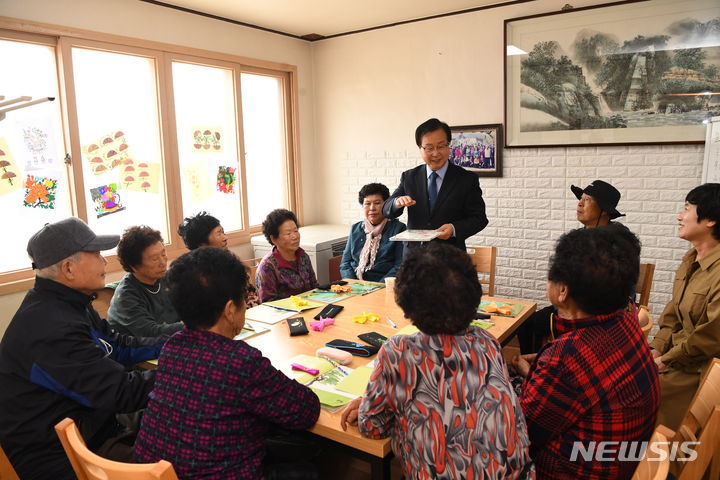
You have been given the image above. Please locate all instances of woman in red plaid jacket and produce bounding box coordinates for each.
[511,225,660,480]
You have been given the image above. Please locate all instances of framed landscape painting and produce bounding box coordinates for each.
[504,0,720,147]
[449,124,503,177]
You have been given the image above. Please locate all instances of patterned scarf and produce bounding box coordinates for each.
[356,218,388,280]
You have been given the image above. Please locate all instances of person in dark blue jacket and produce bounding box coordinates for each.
[340,183,406,282]
[0,217,165,480]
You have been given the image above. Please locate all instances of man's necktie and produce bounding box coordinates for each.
[428,171,439,210]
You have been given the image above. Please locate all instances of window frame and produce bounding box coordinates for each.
[0,17,302,294]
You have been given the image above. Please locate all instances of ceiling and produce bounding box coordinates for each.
[141,0,512,39]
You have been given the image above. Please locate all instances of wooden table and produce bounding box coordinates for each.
[244,285,537,479]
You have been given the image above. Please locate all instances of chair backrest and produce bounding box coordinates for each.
[466,246,496,297]
[677,405,720,480]
[243,258,262,286]
[638,306,653,339]
[328,255,342,282]
[54,418,178,480]
[675,358,720,441]
[92,286,115,320]
[0,444,20,480]
[636,263,655,307]
[631,426,670,480]
[666,358,720,479]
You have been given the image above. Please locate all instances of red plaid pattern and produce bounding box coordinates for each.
[520,307,660,479]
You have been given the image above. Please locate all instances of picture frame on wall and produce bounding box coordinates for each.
[449,124,503,177]
[504,0,720,147]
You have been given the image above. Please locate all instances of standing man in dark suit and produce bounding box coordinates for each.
[383,118,488,251]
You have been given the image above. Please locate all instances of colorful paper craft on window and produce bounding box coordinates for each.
[81,130,132,176]
[120,159,160,193]
[23,175,58,209]
[182,161,213,201]
[217,166,236,194]
[90,183,125,218]
[17,118,59,171]
[0,138,22,197]
[191,127,223,153]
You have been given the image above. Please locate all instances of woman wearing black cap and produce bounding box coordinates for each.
[517,180,628,354]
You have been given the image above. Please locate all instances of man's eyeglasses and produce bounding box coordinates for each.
[420,143,449,153]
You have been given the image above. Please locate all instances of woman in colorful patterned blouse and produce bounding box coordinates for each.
[510,225,659,479]
[134,247,320,479]
[341,242,534,479]
[256,209,318,302]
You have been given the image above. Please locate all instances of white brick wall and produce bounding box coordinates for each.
[341,144,704,318]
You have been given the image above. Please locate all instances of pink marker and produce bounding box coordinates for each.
[291,363,319,376]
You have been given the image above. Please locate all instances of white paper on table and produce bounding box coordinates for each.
[244,304,296,324]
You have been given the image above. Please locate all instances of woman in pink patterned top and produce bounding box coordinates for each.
[341,243,534,479]
[134,247,320,479]
[256,209,318,303]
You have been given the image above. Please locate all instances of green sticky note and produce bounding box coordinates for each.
[336,366,373,396]
[310,387,353,407]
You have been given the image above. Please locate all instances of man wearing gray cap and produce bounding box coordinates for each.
[0,217,166,480]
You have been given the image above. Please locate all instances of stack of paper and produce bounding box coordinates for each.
[390,229,440,242]
[233,321,270,341]
[297,281,385,304]
[284,354,374,410]
[478,301,523,317]
[263,297,324,312]
[244,304,296,324]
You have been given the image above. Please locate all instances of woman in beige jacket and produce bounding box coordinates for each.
[650,183,720,430]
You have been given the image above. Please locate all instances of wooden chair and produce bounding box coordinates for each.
[328,255,342,282]
[54,418,178,480]
[659,358,720,479]
[92,286,115,320]
[0,444,20,480]
[242,257,262,286]
[638,305,653,339]
[631,427,670,480]
[637,263,655,307]
[466,246,496,296]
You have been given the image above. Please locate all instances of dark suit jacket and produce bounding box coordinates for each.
[382,162,488,250]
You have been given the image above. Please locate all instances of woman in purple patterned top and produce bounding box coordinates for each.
[341,243,534,479]
[256,209,318,303]
[134,247,320,479]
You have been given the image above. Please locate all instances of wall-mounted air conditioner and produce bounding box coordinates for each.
[250,224,348,284]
